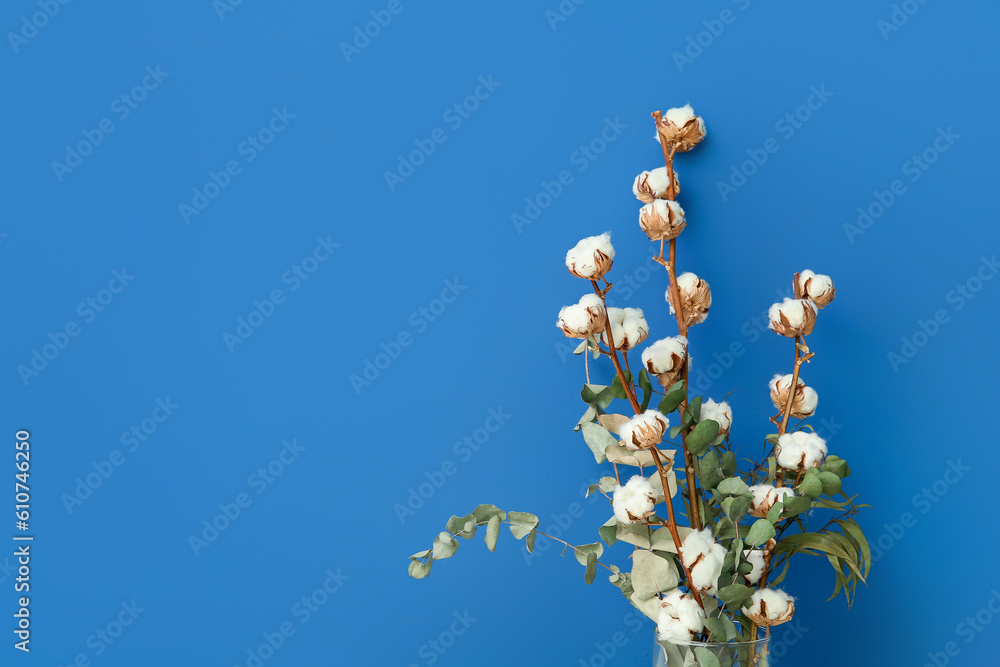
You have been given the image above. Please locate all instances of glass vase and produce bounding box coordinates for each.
[654,636,771,667]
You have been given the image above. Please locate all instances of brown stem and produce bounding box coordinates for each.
[591,281,641,414]
[650,445,704,610]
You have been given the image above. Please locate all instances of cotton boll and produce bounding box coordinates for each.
[768,298,818,337]
[612,475,657,523]
[639,199,686,242]
[742,550,766,585]
[664,105,697,127]
[642,336,688,387]
[699,398,732,435]
[748,484,796,518]
[797,270,836,308]
[619,410,669,451]
[666,272,712,326]
[679,528,726,594]
[556,294,607,338]
[745,589,795,626]
[603,307,649,350]
[655,105,707,152]
[769,374,819,419]
[657,589,705,642]
[776,432,828,470]
[566,232,615,280]
[633,167,680,203]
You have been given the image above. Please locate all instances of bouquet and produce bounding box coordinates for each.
[407,104,870,666]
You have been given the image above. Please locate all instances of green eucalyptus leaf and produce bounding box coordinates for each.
[445,514,478,538]
[817,471,843,496]
[721,495,752,524]
[585,552,598,585]
[485,515,501,552]
[700,450,724,490]
[472,505,506,523]
[408,558,432,579]
[659,380,687,414]
[702,616,727,642]
[638,369,654,412]
[717,477,750,496]
[573,542,605,567]
[746,519,776,547]
[599,517,619,547]
[797,472,823,500]
[686,419,719,457]
[721,451,737,477]
[580,421,614,464]
[507,512,539,540]
[694,647,722,667]
[432,532,459,559]
[717,583,754,606]
[630,549,679,600]
[781,495,812,518]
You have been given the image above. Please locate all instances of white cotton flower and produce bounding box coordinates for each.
[619,410,669,451]
[666,272,711,326]
[680,528,726,595]
[566,232,615,280]
[748,484,796,518]
[612,475,657,523]
[556,294,607,338]
[742,550,766,585]
[641,336,688,387]
[656,589,705,642]
[769,374,819,419]
[639,199,686,242]
[665,105,698,128]
[768,298,817,337]
[776,431,827,470]
[601,307,649,351]
[797,270,836,308]
[633,167,679,203]
[745,589,795,626]
[655,104,707,152]
[699,398,732,435]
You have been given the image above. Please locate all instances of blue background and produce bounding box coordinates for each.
[3,0,999,665]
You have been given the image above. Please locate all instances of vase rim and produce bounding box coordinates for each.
[656,636,770,648]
